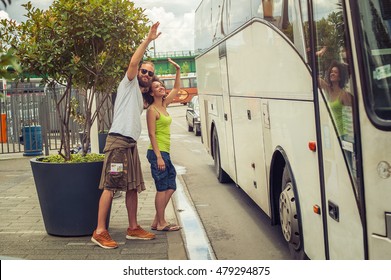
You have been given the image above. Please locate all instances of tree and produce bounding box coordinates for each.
[315,13,345,75]
[1,0,20,81]
[181,61,191,75]
[0,48,21,80]
[1,0,150,161]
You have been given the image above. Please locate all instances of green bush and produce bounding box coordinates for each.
[40,153,104,163]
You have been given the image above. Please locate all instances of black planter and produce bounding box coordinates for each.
[30,158,108,236]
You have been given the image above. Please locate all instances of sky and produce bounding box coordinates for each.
[0,0,201,54]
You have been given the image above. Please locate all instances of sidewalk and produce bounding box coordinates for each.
[0,151,187,260]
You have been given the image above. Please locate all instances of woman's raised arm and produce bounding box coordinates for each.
[163,58,181,106]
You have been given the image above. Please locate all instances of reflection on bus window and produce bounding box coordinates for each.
[258,0,309,61]
[319,61,353,137]
[314,0,357,191]
[195,0,308,55]
[262,0,274,18]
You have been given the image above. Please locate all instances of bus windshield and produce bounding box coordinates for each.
[358,0,391,126]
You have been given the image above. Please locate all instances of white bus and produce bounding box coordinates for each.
[195,0,391,259]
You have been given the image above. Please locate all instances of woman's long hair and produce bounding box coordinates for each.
[325,60,349,88]
[143,76,163,107]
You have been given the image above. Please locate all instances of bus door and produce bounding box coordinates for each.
[351,0,391,259]
[218,42,237,181]
[313,0,364,259]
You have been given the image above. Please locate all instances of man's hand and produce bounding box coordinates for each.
[126,21,161,80]
[147,22,162,42]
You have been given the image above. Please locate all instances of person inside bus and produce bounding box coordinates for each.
[263,0,274,19]
[318,60,352,138]
[144,58,182,232]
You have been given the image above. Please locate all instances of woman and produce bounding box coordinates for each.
[145,58,181,231]
[319,60,352,137]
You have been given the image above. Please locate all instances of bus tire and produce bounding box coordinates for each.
[212,130,230,183]
[279,166,307,259]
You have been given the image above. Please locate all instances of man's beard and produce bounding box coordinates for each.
[138,76,151,88]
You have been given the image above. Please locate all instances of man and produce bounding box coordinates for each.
[91,22,161,249]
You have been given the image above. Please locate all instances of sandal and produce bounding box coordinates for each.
[157,224,181,231]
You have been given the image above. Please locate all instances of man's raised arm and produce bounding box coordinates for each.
[126,22,161,81]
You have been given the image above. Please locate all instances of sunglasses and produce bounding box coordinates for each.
[140,68,154,77]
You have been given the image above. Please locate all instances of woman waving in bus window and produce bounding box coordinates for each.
[319,60,352,138]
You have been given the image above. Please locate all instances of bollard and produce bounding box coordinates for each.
[0,114,6,143]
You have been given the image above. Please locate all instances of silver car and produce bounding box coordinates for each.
[186,95,201,136]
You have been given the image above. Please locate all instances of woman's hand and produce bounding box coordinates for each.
[163,58,181,106]
[316,46,327,57]
[168,58,180,70]
[157,157,165,171]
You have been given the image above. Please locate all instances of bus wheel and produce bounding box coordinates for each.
[279,166,306,259]
[212,130,230,183]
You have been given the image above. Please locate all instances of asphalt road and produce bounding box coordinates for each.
[153,104,291,260]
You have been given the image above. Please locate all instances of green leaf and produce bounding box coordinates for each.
[2,0,151,161]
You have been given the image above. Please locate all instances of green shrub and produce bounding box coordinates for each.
[39,153,104,163]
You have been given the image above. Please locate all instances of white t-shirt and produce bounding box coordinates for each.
[109,74,144,140]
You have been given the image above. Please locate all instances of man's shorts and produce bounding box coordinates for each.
[146,150,177,192]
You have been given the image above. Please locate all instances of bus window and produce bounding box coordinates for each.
[251,0,262,19]
[260,0,308,62]
[357,0,391,125]
[190,77,198,88]
[260,0,288,30]
[289,0,309,61]
[314,0,358,192]
[300,0,310,64]
[182,78,190,88]
[223,0,253,34]
[159,76,198,105]
[162,79,175,90]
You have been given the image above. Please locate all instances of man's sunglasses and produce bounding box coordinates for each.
[140,68,154,77]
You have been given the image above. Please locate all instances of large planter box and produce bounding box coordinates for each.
[30,158,108,236]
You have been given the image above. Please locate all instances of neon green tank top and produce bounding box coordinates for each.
[329,98,343,136]
[148,108,172,153]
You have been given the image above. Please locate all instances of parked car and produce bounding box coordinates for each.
[186,95,201,136]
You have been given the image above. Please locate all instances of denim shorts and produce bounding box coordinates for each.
[146,150,177,192]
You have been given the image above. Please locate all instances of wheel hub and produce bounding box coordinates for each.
[279,183,300,250]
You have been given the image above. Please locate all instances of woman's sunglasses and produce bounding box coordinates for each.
[140,68,154,77]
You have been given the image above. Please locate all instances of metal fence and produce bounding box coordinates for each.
[0,81,112,155]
